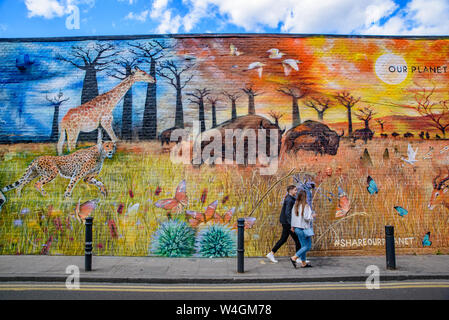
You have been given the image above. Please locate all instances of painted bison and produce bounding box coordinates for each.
[159,127,182,146]
[199,114,284,164]
[280,120,344,157]
[351,128,374,143]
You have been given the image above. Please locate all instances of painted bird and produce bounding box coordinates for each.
[248,62,266,78]
[394,206,408,217]
[366,176,378,194]
[267,48,285,59]
[401,143,418,165]
[422,232,432,247]
[74,199,99,223]
[282,59,302,76]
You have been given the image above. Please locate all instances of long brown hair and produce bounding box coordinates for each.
[295,190,307,216]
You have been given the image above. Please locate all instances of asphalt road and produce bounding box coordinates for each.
[0,280,448,300]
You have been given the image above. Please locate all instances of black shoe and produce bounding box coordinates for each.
[290,258,298,269]
[300,263,313,268]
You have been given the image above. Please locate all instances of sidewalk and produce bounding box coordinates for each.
[1,255,448,284]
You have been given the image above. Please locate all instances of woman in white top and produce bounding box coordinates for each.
[290,190,316,268]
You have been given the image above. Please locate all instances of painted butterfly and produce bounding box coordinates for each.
[213,207,235,224]
[74,199,99,223]
[367,176,378,195]
[422,232,432,247]
[232,217,257,230]
[185,200,218,227]
[154,180,188,215]
[394,206,408,217]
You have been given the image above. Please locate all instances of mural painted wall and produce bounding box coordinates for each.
[0,35,448,257]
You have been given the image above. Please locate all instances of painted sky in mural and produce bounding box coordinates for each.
[0,36,448,139]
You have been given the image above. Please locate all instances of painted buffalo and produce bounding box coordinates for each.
[199,114,284,164]
[351,128,374,144]
[159,127,182,146]
[280,120,344,156]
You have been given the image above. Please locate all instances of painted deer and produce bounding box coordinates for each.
[428,168,449,210]
[57,67,155,155]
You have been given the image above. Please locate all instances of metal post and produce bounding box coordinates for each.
[385,225,396,270]
[85,217,93,271]
[237,218,245,273]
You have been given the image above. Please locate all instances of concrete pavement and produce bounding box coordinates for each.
[0,254,448,283]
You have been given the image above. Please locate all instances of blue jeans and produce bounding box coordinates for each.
[294,228,312,262]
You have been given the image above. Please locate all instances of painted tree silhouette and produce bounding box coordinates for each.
[277,84,308,126]
[375,119,385,133]
[56,43,119,104]
[241,84,262,115]
[207,96,220,128]
[56,42,119,141]
[408,84,449,137]
[335,91,361,135]
[46,90,69,142]
[355,106,376,130]
[187,88,211,133]
[267,110,285,127]
[107,55,140,140]
[222,91,241,120]
[157,60,195,129]
[304,96,333,121]
[129,41,170,140]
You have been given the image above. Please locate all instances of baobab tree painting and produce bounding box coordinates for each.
[0,35,449,258]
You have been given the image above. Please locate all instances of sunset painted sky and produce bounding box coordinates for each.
[0,36,448,138]
[174,36,449,129]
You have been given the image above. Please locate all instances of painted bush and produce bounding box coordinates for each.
[0,34,448,257]
[149,219,196,257]
[195,223,237,258]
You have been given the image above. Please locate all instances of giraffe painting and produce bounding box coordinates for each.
[57,67,155,155]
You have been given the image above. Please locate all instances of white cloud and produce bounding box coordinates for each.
[150,0,169,19]
[25,0,95,19]
[25,0,66,19]
[150,0,448,35]
[125,10,149,22]
[155,10,182,33]
[362,0,449,35]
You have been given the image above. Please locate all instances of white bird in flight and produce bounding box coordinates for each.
[282,59,302,76]
[401,143,418,165]
[267,48,285,59]
[248,62,266,78]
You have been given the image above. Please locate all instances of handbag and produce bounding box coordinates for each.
[303,227,314,237]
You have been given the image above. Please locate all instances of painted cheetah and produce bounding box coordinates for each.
[0,138,115,209]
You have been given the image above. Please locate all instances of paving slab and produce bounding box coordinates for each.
[0,255,448,283]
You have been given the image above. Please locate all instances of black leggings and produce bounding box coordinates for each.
[271,224,301,253]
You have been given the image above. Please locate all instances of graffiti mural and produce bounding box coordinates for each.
[0,35,448,257]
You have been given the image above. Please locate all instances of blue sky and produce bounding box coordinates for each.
[0,0,448,38]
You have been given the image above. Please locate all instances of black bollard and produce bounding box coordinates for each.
[385,225,396,270]
[85,217,93,271]
[237,218,245,273]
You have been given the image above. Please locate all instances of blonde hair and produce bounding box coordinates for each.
[295,190,307,217]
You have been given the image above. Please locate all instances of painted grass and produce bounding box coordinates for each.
[0,139,448,257]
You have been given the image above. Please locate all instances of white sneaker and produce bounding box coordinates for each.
[297,259,311,264]
[266,252,278,263]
